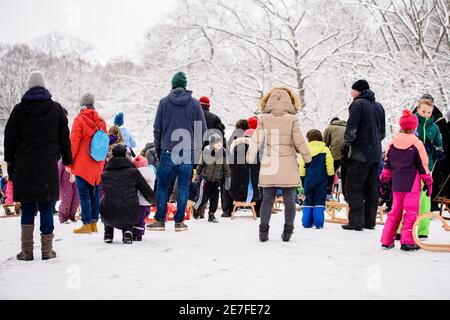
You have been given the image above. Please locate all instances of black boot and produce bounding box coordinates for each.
[122,231,133,244]
[281,224,294,242]
[401,244,420,251]
[259,224,270,242]
[342,224,364,231]
[208,213,219,223]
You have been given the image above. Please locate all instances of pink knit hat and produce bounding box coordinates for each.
[132,155,148,168]
[399,109,418,131]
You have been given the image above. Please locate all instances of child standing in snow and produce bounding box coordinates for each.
[58,159,79,224]
[380,109,433,251]
[299,130,334,229]
[194,134,231,223]
[132,155,156,241]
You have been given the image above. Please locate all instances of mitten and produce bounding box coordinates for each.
[225,177,231,191]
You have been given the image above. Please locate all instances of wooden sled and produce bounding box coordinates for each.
[272,196,283,213]
[413,213,450,252]
[1,202,21,218]
[325,201,385,225]
[232,201,257,220]
[435,197,450,221]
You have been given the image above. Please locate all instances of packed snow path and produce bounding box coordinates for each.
[1,211,449,300]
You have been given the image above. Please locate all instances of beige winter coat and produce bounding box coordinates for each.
[247,87,312,188]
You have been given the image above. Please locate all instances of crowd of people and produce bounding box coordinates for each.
[3,70,450,261]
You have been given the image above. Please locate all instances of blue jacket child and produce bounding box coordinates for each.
[299,130,335,229]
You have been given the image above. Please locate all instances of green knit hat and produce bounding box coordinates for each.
[171,71,187,89]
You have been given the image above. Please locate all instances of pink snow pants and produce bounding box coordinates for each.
[381,175,421,246]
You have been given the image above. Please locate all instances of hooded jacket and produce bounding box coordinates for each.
[68,108,107,186]
[344,89,386,163]
[196,146,231,182]
[383,132,429,192]
[4,87,72,203]
[299,141,334,186]
[153,88,207,156]
[100,157,155,229]
[416,113,443,171]
[247,87,312,187]
[323,119,347,160]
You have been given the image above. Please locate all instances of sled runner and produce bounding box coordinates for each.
[1,202,21,218]
[413,213,450,252]
[231,201,257,220]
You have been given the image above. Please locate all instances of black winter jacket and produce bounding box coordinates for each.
[202,106,226,148]
[4,87,72,203]
[344,90,386,163]
[100,157,155,229]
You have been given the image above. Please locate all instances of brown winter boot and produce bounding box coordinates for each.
[90,221,98,233]
[17,225,34,261]
[41,234,57,260]
[73,223,92,234]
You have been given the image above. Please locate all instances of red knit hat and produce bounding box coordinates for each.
[400,109,418,131]
[199,96,210,107]
[132,155,148,168]
[248,116,258,130]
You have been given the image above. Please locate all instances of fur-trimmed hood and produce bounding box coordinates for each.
[259,86,301,115]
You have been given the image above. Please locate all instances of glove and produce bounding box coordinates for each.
[327,175,335,195]
[341,144,350,164]
[379,168,392,184]
[7,163,14,180]
[436,148,446,161]
[224,176,231,191]
[421,174,433,197]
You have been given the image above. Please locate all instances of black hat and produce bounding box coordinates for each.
[330,117,340,123]
[421,94,434,103]
[112,144,127,157]
[352,80,370,92]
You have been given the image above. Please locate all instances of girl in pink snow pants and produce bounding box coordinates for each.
[379,109,433,252]
[58,160,80,223]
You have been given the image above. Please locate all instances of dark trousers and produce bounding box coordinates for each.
[340,162,348,199]
[345,160,379,229]
[260,187,297,226]
[198,180,220,214]
[221,183,234,215]
[104,224,133,238]
[133,206,150,237]
[21,201,56,235]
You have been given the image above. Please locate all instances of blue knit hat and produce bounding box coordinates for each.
[114,112,124,127]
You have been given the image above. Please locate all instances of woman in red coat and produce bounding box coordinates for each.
[67,93,107,234]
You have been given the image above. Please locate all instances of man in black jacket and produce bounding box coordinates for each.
[341,80,386,231]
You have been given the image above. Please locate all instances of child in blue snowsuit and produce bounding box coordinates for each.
[299,130,334,229]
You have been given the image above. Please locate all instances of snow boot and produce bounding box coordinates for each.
[146,220,165,231]
[175,222,188,232]
[382,243,395,250]
[122,231,133,244]
[90,221,98,233]
[41,234,56,260]
[17,225,34,261]
[259,224,270,242]
[341,224,364,231]
[133,235,143,242]
[221,211,231,218]
[73,223,92,234]
[281,224,294,242]
[401,244,421,252]
[208,213,219,223]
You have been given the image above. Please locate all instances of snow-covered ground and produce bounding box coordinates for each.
[0,210,449,300]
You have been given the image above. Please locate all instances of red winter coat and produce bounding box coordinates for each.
[67,109,107,186]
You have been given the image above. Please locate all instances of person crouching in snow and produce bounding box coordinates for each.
[194,134,231,223]
[58,159,79,224]
[100,145,155,244]
[132,155,156,241]
[380,109,433,251]
[299,130,334,229]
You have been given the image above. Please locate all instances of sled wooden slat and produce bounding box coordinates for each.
[413,213,450,252]
[325,201,385,225]
[435,197,450,221]
[232,201,257,220]
[1,203,21,218]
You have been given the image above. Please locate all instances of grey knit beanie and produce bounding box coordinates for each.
[27,71,46,89]
[209,133,223,146]
[79,93,95,107]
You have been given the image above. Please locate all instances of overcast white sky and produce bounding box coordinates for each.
[0,0,177,63]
